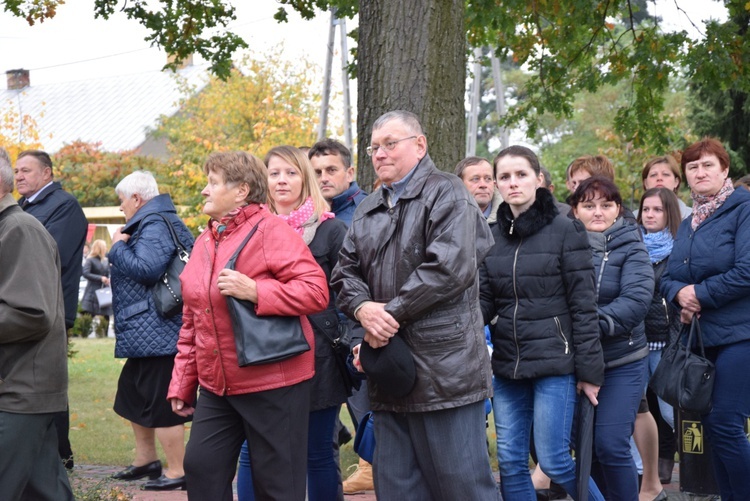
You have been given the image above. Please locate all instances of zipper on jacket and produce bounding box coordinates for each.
[595,247,609,303]
[553,316,570,354]
[512,240,522,378]
[509,219,515,235]
[662,297,670,325]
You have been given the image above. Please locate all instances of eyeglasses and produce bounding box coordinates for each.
[366,136,417,157]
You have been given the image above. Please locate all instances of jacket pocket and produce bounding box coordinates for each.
[553,316,570,355]
[121,299,149,320]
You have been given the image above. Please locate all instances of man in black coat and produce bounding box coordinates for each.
[15,149,88,469]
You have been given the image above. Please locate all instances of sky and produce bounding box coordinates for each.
[0,1,340,87]
[0,0,728,89]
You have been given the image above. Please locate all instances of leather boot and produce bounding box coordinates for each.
[658,457,674,484]
[343,458,374,494]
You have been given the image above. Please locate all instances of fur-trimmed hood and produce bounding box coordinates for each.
[496,188,559,239]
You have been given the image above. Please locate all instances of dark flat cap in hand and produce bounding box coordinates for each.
[359,336,416,398]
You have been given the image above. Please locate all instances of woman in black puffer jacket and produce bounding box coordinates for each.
[571,176,654,501]
[479,146,605,501]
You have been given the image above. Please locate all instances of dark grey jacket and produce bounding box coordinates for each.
[80,256,112,316]
[589,219,653,368]
[480,188,604,386]
[0,194,68,414]
[332,154,494,412]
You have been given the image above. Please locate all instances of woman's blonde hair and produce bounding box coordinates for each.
[89,239,108,259]
[264,146,330,219]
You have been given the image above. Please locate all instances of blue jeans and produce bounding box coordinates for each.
[702,339,750,500]
[493,375,604,501]
[237,406,340,501]
[592,358,647,501]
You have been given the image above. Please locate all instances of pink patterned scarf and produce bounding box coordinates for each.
[275,197,335,244]
[691,178,734,230]
[210,205,245,239]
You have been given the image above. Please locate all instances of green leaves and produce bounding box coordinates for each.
[91,0,247,79]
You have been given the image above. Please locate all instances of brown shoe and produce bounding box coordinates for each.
[343,458,374,494]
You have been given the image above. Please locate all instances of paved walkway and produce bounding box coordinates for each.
[71,463,717,500]
[70,464,377,501]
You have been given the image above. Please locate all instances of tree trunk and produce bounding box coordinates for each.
[356,0,466,191]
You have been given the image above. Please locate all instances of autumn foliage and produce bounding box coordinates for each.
[153,49,320,230]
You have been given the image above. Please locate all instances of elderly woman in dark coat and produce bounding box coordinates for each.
[571,176,654,501]
[80,239,112,337]
[108,170,195,491]
[661,138,750,500]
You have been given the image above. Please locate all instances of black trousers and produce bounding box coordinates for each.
[184,381,311,501]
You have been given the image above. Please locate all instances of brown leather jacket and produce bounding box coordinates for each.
[332,155,494,412]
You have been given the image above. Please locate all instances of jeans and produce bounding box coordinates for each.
[702,339,750,500]
[646,349,674,429]
[591,358,647,501]
[237,406,340,501]
[493,374,604,501]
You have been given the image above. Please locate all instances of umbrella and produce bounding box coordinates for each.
[575,395,596,501]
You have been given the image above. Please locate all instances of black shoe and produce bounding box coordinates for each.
[111,460,162,481]
[142,475,187,491]
[535,483,567,501]
[338,425,353,446]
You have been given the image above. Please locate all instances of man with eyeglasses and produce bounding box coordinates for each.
[455,156,503,223]
[332,110,499,500]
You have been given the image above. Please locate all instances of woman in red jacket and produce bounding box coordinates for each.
[167,151,329,501]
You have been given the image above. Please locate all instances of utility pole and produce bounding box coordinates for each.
[491,55,510,150]
[318,8,354,152]
[318,10,336,140]
[466,47,482,157]
[337,16,353,152]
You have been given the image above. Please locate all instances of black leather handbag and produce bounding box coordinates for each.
[225,220,310,367]
[151,214,190,318]
[649,316,715,414]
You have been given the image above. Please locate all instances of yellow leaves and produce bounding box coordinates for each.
[745,1,750,11]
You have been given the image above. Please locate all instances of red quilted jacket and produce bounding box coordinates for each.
[168,204,329,403]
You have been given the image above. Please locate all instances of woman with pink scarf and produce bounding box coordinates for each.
[661,137,750,500]
[238,146,352,501]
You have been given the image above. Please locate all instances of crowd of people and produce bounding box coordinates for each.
[1,110,749,501]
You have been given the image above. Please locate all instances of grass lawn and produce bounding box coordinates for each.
[67,338,365,471]
[67,338,498,473]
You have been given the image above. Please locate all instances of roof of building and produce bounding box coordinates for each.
[0,65,207,153]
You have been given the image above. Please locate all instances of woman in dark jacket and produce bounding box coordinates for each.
[571,176,654,501]
[108,171,195,491]
[661,138,750,500]
[637,187,683,484]
[237,146,350,501]
[479,146,605,501]
[80,239,112,337]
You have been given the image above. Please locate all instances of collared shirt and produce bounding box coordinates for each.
[482,204,492,219]
[383,162,419,206]
[25,181,54,204]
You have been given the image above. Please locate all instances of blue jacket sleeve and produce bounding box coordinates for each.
[108,218,176,286]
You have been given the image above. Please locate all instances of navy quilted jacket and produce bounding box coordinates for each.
[109,194,194,358]
[661,187,750,347]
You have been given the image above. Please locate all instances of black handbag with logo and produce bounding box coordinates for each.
[225,220,311,367]
[151,214,190,318]
[649,316,715,414]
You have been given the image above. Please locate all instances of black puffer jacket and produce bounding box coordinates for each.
[588,219,653,368]
[332,154,495,412]
[479,188,604,386]
[644,258,680,346]
[306,217,351,411]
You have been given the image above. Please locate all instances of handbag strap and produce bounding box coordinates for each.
[687,316,707,358]
[147,213,190,263]
[225,219,264,270]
